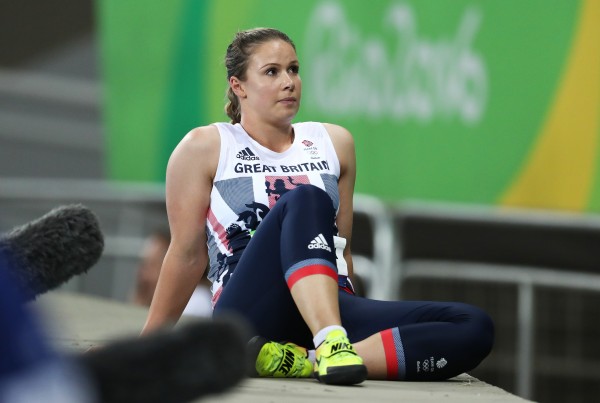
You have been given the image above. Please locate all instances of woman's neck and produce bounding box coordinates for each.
[239,118,295,153]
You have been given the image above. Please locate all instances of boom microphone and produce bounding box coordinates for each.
[0,204,104,301]
[81,317,249,403]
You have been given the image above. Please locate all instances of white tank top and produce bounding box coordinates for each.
[206,122,341,299]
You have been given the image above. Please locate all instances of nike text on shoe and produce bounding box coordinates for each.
[247,336,312,378]
[314,330,367,385]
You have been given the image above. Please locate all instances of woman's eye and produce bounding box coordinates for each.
[266,68,277,76]
[289,66,299,74]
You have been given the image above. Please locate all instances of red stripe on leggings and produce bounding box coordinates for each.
[287,264,338,289]
[381,329,398,379]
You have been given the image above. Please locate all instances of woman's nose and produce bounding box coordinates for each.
[282,73,295,90]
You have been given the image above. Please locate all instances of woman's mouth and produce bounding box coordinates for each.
[279,97,297,104]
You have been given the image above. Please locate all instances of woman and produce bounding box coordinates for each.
[141,28,494,386]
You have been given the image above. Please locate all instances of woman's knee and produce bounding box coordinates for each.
[288,184,328,200]
[463,304,495,358]
[282,185,333,211]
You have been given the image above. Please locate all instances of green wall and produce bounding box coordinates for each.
[98,0,600,212]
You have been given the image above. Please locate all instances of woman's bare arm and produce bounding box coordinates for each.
[141,125,220,334]
[323,123,357,282]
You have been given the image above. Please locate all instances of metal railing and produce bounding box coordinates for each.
[385,202,600,399]
[0,178,167,300]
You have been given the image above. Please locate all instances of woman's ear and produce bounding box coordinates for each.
[229,76,246,99]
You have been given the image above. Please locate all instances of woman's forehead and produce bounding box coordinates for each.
[249,40,298,67]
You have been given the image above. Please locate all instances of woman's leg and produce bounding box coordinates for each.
[213,185,344,344]
[213,185,366,384]
[212,184,494,382]
[338,292,494,381]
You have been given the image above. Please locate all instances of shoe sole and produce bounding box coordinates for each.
[314,364,368,385]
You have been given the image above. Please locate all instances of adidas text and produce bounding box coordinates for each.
[308,234,332,252]
[236,147,260,161]
[308,243,332,252]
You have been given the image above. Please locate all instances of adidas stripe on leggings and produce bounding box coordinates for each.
[213,185,494,381]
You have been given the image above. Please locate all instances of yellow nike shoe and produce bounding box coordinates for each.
[248,336,312,378]
[314,330,367,385]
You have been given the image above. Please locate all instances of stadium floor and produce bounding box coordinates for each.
[35,292,531,403]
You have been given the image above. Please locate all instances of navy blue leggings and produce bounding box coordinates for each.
[213,185,494,380]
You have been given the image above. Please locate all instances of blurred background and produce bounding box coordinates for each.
[1,0,599,402]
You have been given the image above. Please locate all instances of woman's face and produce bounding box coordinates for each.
[236,39,302,124]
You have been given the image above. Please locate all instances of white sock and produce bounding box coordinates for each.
[313,325,346,348]
[307,349,316,364]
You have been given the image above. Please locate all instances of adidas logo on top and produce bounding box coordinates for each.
[308,233,332,252]
[236,147,259,161]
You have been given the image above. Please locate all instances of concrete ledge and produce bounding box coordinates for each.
[34,292,531,403]
[201,375,530,403]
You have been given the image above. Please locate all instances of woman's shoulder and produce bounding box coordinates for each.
[182,124,221,146]
[187,124,221,140]
[319,123,354,147]
[320,122,351,134]
[171,124,221,161]
[168,125,222,179]
[294,121,352,139]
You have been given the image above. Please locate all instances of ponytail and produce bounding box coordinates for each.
[225,87,241,124]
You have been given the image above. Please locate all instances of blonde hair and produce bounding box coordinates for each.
[224,28,296,124]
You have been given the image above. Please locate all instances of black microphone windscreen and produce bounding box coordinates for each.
[0,204,104,300]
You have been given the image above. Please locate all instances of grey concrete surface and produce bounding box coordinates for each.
[34,292,532,403]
